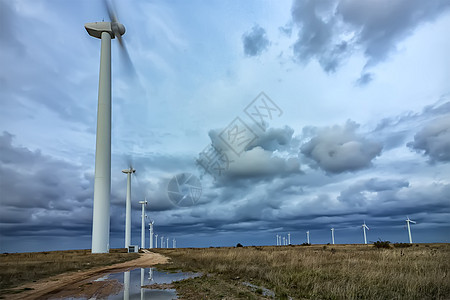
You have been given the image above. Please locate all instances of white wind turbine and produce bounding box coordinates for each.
[139,199,147,249]
[406,216,416,244]
[149,220,154,249]
[166,237,169,248]
[306,231,310,244]
[331,228,335,245]
[122,167,135,249]
[161,236,164,248]
[85,0,133,254]
[361,221,369,244]
[276,234,279,246]
[155,234,158,248]
[173,238,176,248]
[288,233,291,245]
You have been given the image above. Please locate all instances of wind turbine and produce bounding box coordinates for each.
[166,237,169,248]
[283,236,286,246]
[331,228,335,245]
[306,231,310,244]
[406,217,416,244]
[288,233,291,245]
[161,236,164,248]
[155,234,158,248]
[139,199,147,249]
[122,167,135,249]
[173,238,176,248]
[149,220,154,249]
[85,0,132,254]
[276,234,279,246]
[361,221,369,244]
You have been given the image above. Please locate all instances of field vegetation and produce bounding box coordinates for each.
[154,243,450,299]
[0,249,138,294]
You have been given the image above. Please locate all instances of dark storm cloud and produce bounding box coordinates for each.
[290,0,450,73]
[205,125,301,181]
[407,117,450,162]
[373,99,450,151]
[0,0,95,124]
[355,72,374,86]
[300,121,382,173]
[0,131,94,238]
[242,25,270,56]
[338,178,410,206]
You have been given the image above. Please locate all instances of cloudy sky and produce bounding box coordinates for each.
[1,0,449,252]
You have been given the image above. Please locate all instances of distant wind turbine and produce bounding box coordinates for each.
[276,234,279,246]
[173,238,176,248]
[122,167,135,249]
[139,199,147,249]
[166,237,169,248]
[155,234,158,248]
[331,228,335,245]
[406,217,416,244]
[362,221,369,244]
[149,221,154,249]
[161,236,164,248]
[288,233,291,245]
[306,231,310,244]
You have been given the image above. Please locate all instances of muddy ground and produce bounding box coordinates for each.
[2,251,169,300]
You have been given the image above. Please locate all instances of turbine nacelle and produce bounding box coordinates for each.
[122,167,135,174]
[85,22,125,39]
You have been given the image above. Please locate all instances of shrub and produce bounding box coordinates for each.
[301,243,311,246]
[236,243,243,248]
[374,240,391,249]
[393,243,412,248]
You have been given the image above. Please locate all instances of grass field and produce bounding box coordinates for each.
[153,243,450,300]
[0,248,138,294]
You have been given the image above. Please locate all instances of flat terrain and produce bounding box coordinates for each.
[1,244,449,299]
[153,243,450,300]
[0,249,168,299]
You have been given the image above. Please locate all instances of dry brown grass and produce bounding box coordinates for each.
[0,249,138,292]
[154,244,450,299]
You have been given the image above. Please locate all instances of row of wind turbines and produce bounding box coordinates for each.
[123,167,176,250]
[276,217,417,246]
[84,4,419,252]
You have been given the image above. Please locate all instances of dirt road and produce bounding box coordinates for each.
[4,251,169,300]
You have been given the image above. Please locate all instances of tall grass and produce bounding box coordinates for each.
[0,249,138,291]
[155,244,450,299]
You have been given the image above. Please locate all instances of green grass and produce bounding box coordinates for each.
[153,244,450,299]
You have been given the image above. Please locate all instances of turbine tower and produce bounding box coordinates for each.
[139,199,147,249]
[161,236,164,248]
[85,1,130,254]
[155,234,158,248]
[276,234,279,246]
[149,220,154,249]
[166,237,169,248]
[331,228,335,245]
[306,231,310,244]
[288,233,291,245]
[362,221,369,244]
[406,217,416,244]
[122,167,135,249]
[173,238,176,248]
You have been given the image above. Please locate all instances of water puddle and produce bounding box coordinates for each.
[63,268,200,300]
[242,281,276,298]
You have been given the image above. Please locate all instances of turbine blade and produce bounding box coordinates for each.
[104,0,118,23]
[117,38,138,79]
